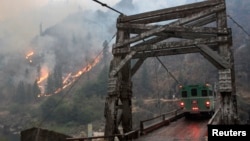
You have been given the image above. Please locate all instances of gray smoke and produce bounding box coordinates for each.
[0,0,203,87]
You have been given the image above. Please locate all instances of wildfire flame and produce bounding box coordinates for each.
[25,51,34,63]
[54,53,103,94]
[26,51,34,59]
[37,72,49,84]
[37,66,49,95]
[26,51,103,97]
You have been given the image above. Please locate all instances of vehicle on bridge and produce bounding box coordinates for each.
[179,83,216,118]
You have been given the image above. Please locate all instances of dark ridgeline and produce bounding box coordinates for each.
[21,127,71,141]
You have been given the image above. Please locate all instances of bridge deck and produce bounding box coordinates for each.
[135,116,209,141]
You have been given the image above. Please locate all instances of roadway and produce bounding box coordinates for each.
[135,116,209,141]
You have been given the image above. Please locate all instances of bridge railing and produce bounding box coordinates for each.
[66,135,118,141]
[139,109,184,135]
[66,132,140,141]
[66,109,184,141]
[208,106,221,125]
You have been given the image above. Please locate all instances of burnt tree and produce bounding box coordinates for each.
[104,0,238,140]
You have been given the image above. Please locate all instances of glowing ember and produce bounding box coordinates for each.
[25,51,34,59]
[25,51,34,63]
[63,73,72,84]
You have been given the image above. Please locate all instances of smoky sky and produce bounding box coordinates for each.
[0,0,203,51]
[0,0,247,95]
[0,0,203,86]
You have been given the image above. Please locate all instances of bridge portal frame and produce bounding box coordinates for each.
[104,0,238,140]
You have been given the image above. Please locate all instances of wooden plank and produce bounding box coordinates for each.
[114,26,229,48]
[170,3,225,26]
[117,14,216,34]
[185,14,216,26]
[117,23,159,34]
[113,36,229,54]
[197,44,229,69]
[132,37,227,52]
[219,69,232,91]
[132,47,201,59]
[114,3,226,48]
[119,0,222,23]
[133,36,169,47]
[131,58,146,76]
[118,24,229,35]
[110,51,136,77]
[116,14,219,49]
[114,24,173,48]
[124,9,204,24]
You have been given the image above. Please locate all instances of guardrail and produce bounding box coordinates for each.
[66,132,140,141]
[66,135,121,141]
[208,107,221,125]
[139,109,184,135]
[66,109,184,141]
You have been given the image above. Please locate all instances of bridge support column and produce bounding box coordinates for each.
[217,0,238,124]
[219,69,238,124]
[104,20,133,140]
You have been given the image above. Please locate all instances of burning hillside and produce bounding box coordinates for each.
[25,48,103,97]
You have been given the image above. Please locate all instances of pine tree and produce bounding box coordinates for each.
[33,80,41,99]
[26,83,32,102]
[53,63,63,90]
[14,81,26,103]
[141,63,152,96]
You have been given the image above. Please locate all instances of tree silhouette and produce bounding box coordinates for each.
[46,73,55,95]
[14,81,26,103]
[33,80,41,99]
[53,63,63,90]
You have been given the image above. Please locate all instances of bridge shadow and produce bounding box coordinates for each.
[184,113,212,122]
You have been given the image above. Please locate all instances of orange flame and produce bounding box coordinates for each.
[55,53,103,94]
[27,50,103,97]
[39,54,102,97]
[37,66,49,95]
[25,51,34,63]
[63,73,72,84]
[37,67,49,84]
[25,51,34,59]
